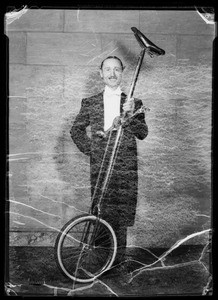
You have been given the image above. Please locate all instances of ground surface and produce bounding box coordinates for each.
[6,244,212,297]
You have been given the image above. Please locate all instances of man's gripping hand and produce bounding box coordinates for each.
[122,97,135,114]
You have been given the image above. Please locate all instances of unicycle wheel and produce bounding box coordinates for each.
[55,214,117,283]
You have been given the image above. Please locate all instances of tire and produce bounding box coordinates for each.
[55,214,117,283]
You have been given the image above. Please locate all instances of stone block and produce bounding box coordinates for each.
[9,64,64,98]
[64,9,139,33]
[9,123,28,155]
[175,10,214,35]
[176,34,214,64]
[9,231,58,246]
[139,10,177,34]
[139,10,214,35]
[6,9,64,32]
[9,160,65,231]
[7,32,26,64]
[9,96,32,155]
[26,32,102,66]
[9,160,28,200]
[22,96,75,154]
[9,176,87,233]
[64,65,104,99]
[9,204,62,233]
[100,33,140,65]
[9,96,27,124]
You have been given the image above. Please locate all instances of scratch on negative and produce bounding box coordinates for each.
[87,48,118,65]
[9,199,60,218]
[77,9,80,22]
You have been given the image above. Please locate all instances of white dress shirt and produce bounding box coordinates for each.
[103,86,122,131]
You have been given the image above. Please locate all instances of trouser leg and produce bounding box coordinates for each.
[112,224,127,264]
[99,203,128,263]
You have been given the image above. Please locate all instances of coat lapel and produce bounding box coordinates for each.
[93,92,104,131]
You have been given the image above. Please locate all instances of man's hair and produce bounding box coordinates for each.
[100,56,125,70]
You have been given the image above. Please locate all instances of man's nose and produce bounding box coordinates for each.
[111,69,116,76]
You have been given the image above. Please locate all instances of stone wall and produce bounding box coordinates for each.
[7,9,214,247]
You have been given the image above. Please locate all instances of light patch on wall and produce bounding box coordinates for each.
[77,9,80,22]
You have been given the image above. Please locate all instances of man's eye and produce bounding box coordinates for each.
[103,67,122,73]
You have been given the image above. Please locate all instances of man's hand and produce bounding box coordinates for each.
[122,97,135,114]
[112,116,121,128]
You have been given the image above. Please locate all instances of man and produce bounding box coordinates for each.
[70,56,148,265]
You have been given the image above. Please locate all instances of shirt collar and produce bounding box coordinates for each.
[104,85,122,96]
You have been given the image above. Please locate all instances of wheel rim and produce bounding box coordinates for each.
[56,215,117,283]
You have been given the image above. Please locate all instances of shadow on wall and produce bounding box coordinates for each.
[53,67,103,177]
[52,69,104,212]
[53,112,90,211]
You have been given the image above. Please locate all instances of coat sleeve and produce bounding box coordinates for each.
[124,99,148,140]
[70,98,91,156]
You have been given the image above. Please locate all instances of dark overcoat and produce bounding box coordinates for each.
[70,91,148,226]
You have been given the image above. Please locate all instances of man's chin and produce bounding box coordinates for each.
[106,82,119,89]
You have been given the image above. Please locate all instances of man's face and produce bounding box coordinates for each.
[100,58,123,90]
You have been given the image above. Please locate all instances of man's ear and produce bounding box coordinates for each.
[99,69,103,78]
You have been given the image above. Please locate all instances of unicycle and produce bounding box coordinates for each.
[55,26,163,283]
